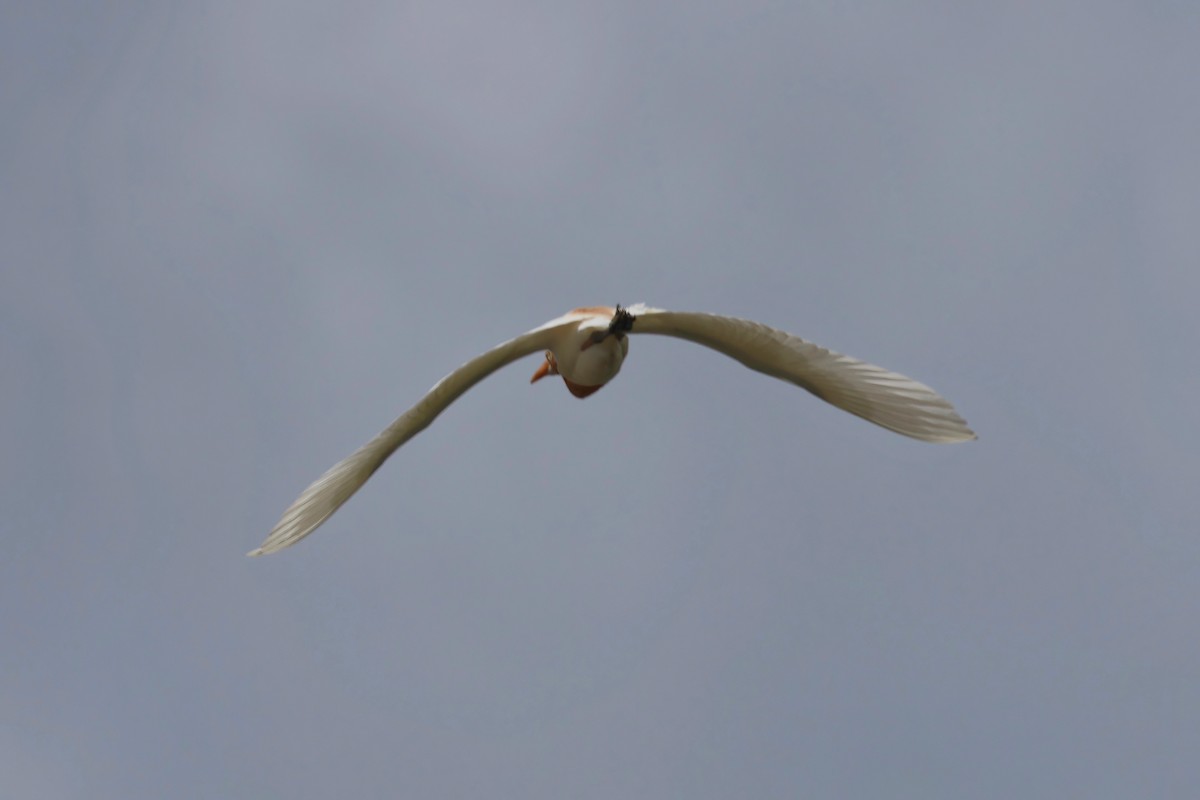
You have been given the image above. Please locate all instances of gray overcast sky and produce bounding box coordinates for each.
[3,2,1198,797]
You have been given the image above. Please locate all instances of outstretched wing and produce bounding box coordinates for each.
[626,305,975,443]
[250,314,583,556]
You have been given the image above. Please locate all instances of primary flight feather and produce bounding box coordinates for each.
[250,304,974,556]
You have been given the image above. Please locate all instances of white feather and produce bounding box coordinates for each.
[626,304,976,444]
[248,313,586,555]
[251,304,974,555]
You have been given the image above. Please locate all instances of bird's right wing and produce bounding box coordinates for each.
[626,305,975,443]
[249,313,585,556]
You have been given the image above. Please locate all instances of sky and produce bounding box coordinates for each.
[3,2,1199,797]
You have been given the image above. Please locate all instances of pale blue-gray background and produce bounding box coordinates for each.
[3,3,1198,797]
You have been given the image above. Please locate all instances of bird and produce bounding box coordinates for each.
[249,304,974,556]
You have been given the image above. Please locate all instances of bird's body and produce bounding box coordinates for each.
[529,306,631,395]
[250,304,974,556]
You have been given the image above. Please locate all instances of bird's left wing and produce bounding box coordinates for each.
[625,304,975,443]
[249,313,583,556]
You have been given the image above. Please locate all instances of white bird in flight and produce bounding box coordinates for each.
[250,304,974,556]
